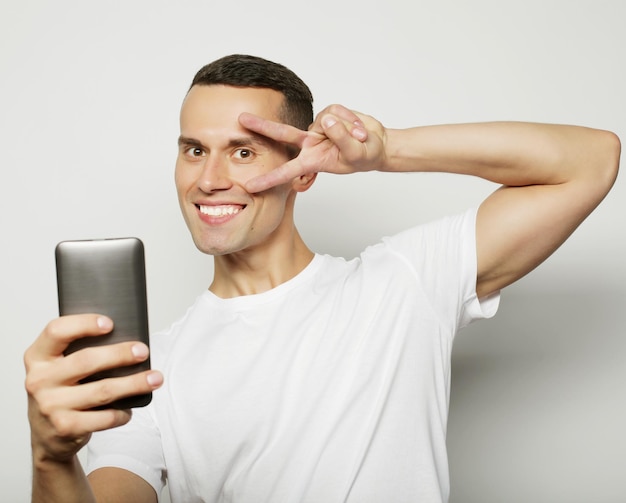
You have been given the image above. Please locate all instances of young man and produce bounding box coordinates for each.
[25,54,620,502]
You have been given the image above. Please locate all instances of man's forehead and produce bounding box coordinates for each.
[181,84,285,122]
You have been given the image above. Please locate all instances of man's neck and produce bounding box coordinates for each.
[209,231,314,298]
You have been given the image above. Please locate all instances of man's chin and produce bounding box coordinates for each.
[195,244,231,256]
[193,238,244,257]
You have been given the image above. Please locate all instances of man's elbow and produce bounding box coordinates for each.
[578,129,621,205]
[597,129,620,193]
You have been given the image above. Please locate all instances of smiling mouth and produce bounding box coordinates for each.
[197,204,245,217]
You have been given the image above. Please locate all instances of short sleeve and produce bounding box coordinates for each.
[86,404,166,496]
[382,208,500,333]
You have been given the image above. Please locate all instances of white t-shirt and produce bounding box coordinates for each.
[87,208,499,502]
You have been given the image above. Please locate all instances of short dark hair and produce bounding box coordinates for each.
[190,54,314,131]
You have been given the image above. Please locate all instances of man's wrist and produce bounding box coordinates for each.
[381,127,426,173]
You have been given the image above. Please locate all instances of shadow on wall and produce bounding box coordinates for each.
[448,288,626,503]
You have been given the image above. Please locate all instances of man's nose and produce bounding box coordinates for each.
[197,156,232,193]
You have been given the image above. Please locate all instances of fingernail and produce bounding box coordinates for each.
[131,343,149,359]
[97,316,113,331]
[352,128,367,141]
[322,116,337,129]
[147,372,163,387]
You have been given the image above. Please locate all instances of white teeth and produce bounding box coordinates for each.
[199,205,242,217]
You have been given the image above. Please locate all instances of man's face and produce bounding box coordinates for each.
[175,85,296,256]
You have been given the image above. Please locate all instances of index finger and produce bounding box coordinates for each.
[244,157,306,193]
[28,314,113,361]
[239,112,308,147]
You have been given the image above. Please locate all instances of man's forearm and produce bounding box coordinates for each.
[383,122,619,188]
[32,455,96,503]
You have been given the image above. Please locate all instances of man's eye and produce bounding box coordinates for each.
[185,147,205,157]
[234,148,253,160]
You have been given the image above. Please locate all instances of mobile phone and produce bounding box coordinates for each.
[55,237,152,409]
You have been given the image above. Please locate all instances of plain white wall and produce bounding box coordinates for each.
[1,1,624,501]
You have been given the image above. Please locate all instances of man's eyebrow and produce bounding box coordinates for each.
[227,135,274,149]
[177,136,203,148]
[177,134,279,149]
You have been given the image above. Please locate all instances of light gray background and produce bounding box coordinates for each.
[1,1,624,501]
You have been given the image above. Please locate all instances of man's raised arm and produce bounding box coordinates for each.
[381,121,620,297]
[240,105,620,297]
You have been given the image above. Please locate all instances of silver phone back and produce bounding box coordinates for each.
[55,237,151,408]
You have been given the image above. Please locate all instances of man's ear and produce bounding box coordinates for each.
[292,172,317,193]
